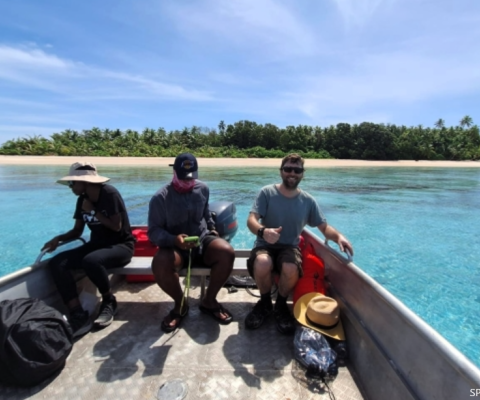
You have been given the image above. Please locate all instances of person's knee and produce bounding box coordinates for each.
[281,262,299,280]
[202,239,234,271]
[221,241,235,260]
[48,254,68,272]
[152,249,177,275]
[254,254,273,276]
[81,254,102,271]
[208,240,235,264]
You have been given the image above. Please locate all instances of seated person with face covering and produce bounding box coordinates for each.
[148,153,235,333]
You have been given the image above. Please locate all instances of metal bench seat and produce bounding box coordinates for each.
[109,249,251,298]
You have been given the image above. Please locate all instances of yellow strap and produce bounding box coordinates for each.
[180,248,192,311]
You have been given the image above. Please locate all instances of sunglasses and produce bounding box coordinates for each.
[281,166,304,174]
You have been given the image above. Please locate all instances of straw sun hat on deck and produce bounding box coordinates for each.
[57,162,110,185]
[293,292,345,340]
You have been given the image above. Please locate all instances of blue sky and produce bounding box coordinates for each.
[0,0,479,144]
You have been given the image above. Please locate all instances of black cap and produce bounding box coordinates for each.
[169,153,198,179]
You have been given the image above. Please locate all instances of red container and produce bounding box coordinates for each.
[127,228,158,283]
[132,229,158,257]
[126,274,156,283]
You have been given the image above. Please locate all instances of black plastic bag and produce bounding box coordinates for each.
[294,326,338,379]
[0,298,73,387]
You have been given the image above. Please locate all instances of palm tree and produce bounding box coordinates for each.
[434,118,445,129]
[460,115,473,128]
[218,120,226,134]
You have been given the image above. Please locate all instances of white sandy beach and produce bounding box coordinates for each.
[1,155,480,168]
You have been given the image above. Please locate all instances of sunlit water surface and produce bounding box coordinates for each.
[1,164,479,368]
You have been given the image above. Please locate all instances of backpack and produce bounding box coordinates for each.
[0,298,73,387]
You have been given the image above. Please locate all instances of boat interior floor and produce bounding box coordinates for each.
[0,278,366,400]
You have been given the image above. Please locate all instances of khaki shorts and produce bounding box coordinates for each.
[247,245,303,279]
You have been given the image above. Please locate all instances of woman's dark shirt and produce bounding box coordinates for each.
[73,184,134,247]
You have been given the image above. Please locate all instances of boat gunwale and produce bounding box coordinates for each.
[303,229,480,387]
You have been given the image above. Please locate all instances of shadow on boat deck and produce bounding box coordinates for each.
[0,279,366,400]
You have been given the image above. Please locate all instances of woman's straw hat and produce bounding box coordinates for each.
[57,162,110,185]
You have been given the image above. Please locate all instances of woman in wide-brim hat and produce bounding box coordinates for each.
[42,162,135,338]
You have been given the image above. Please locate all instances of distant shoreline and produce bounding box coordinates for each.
[1,155,480,168]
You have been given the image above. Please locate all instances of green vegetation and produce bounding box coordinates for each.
[1,117,479,160]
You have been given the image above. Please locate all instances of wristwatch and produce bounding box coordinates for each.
[257,227,265,239]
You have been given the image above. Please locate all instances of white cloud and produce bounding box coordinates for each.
[0,44,212,101]
[331,0,396,27]
[0,45,74,91]
[2,113,82,125]
[96,71,212,101]
[164,0,317,58]
[208,72,261,87]
[280,47,480,120]
[0,44,70,69]
[207,35,480,126]
[0,97,57,109]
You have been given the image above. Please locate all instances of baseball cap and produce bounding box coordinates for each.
[169,153,199,179]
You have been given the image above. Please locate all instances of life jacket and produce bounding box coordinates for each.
[293,240,326,305]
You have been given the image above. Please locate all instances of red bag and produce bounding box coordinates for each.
[293,242,326,305]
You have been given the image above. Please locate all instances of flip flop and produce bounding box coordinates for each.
[199,304,233,325]
[161,306,189,333]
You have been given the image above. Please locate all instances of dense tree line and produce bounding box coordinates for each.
[1,116,479,160]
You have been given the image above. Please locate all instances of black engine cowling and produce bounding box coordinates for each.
[210,201,238,242]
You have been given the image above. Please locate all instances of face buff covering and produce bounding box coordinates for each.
[172,171,195,193]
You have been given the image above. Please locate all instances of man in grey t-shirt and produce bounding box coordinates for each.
[246,153,353,335]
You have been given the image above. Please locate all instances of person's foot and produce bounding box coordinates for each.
[161,305,189,333]
[245,300,272,330]
[69,309,93,338]
[199,302,233,324]
[94,295,118,328]
[273,304,296,335]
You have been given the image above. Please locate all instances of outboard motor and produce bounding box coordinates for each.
[210,201,238,242]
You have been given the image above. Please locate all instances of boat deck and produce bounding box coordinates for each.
[0,278,366,400]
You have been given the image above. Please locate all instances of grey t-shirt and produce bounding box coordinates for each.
[250,184,326,247]
[148,180,215,247]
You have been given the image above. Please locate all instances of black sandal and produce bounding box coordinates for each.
[161,306,189,333]
[199,304,233,325]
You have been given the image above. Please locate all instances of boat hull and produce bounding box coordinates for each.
[0,230,479,399]
[304,229,480,400]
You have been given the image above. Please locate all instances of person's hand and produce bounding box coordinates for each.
[174,234,199,250]
[82,199,94,213]
[264,226,282,244]
[337,234,354,256]
[42,237,60,252]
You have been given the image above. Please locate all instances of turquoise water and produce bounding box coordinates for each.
[1,165,480,368]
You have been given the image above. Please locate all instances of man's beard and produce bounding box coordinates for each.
[282,175,301,190]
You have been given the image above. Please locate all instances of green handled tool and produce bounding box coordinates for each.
[181,236,199,310]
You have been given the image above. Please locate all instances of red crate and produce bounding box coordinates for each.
[127,229,158,283]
